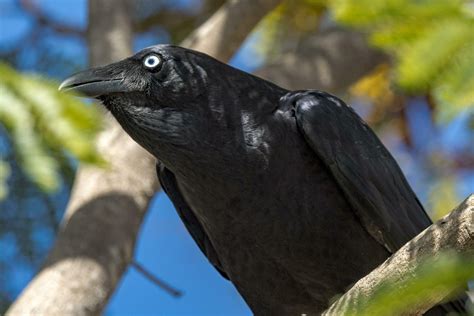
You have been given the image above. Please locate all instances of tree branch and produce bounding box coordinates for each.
[255,27,387,94]
[130,260,182,298]
[181,0,282,62]
[133,0,226,43]
[323,194,474,316]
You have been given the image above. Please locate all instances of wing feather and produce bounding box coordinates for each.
[157,163,229,279]
[290,90,432,252]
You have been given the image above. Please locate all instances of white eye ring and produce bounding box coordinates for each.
[143,54,161,69]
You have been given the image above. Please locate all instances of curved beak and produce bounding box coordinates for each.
[59,67,128,98]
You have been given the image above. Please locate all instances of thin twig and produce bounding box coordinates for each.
[130,260,183,298]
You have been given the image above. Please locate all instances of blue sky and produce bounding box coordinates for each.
[1,0,472,315]
[107,192,250,315]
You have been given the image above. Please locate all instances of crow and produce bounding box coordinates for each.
[60,45,465,315]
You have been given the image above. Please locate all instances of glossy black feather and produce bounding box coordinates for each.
[156,162,229,279]
[289,90,432,252]
[288,90,466,314]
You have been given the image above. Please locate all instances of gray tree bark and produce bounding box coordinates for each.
[182,0,282,62]
[323,194,474,316]
[7,0,281,315]
[255,27,387,94]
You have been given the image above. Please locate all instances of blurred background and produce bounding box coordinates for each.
[0,0,473,315]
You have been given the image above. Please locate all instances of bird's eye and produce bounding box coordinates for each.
[143,54,161,70]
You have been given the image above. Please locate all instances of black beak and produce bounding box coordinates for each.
[59,67,129,98]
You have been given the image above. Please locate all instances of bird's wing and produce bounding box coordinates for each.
[156,163,229,279]
[290,90,432,252]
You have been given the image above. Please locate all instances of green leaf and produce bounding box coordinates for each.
[351,253,474,316]
[0,81,59,192]
[0,63,103,198]
[427,176,459,220]
[434,42,474,121]
[330,0,474,121]
[396,19,473,91]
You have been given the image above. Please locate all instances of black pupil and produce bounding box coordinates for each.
[147,57,157,67]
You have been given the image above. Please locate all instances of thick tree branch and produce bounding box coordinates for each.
[134,0,226,43]
[182,0,282,62]
[255,27,387,94]
[323,195,474,316]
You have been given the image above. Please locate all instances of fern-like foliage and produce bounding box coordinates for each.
[331,0,474,120]
[0,63,103,199]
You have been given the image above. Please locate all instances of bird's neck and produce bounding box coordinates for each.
[107,74,287,184]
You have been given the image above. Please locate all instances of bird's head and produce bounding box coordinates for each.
[59,45,284,169]
[59,45,217,112]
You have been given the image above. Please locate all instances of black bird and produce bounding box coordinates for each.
[60,45,465,315]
